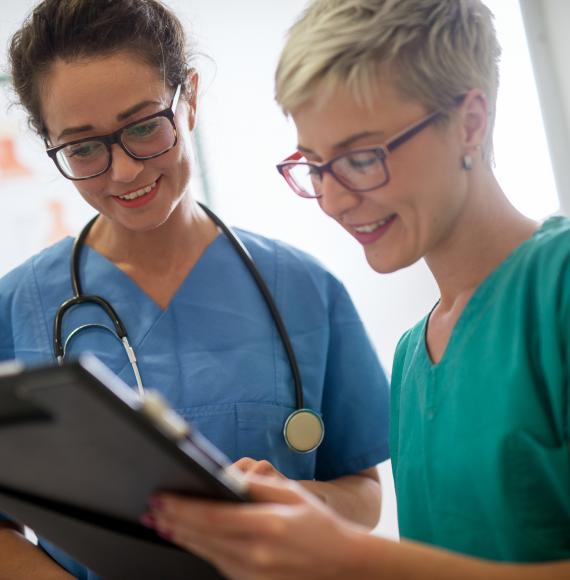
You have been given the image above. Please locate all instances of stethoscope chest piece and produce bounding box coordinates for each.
[283,409,324,454]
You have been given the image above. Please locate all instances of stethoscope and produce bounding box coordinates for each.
[53,202,324,454]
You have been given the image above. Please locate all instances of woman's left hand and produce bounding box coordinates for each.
[143,475,363,580]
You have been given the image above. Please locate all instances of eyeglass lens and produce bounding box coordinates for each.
[56,116,176,179]
[285,149,387,197]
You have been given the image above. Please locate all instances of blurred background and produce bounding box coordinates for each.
[0,0,568,540]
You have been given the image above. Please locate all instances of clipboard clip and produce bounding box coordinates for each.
[139,391,190,441]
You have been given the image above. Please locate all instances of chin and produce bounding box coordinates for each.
[364,250,416,274]
[114,212,167,234]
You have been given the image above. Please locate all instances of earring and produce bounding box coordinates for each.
[462,154,473,171]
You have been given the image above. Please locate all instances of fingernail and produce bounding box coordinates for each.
[156,527,172,540]
[148,497,165,511]
[140,513,155,527]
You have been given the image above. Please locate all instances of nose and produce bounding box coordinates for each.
[109,145,144,183]
[317,172,361,219]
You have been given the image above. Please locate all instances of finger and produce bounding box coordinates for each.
[148,477,307,536]
[150,500,295,539]
[249,460,278,476]
[165,528,296,580]
[245,476,306,505]
[232,457,256,473]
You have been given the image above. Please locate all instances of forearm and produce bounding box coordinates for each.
[0,527,73,580]
[300,467,381,528]
[347,531,570,580]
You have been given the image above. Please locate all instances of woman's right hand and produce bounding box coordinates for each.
[146,475,365,580]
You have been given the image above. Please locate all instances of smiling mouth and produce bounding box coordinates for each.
[115,180,158,201]
[352,214,396,233]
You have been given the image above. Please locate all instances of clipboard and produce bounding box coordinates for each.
[0,355,248,579]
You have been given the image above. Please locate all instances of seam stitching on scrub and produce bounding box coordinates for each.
[273,238,281,407]
[31,249,59,358]
[319,443,390,481]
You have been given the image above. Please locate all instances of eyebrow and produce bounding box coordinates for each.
[56,99,162,141]
[297,130,386,156]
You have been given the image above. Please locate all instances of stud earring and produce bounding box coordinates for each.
[462,154,473,171]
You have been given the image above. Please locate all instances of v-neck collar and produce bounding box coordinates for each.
[421,219,548,370]
[80,231,225,312]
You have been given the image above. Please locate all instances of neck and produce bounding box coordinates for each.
[86,197,219,274]
[425,168,538,309]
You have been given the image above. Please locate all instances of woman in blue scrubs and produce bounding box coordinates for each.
[0,1,390,578]
[143,0,570,579]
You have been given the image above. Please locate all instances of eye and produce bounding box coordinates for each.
[346,151,380,170]
[307,165,321,177]
[126,119,161,139]
[68,141,104,159]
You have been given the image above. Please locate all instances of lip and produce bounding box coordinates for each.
[112,177,161,209]
[349,214,397,245]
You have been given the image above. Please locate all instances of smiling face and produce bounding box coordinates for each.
[40,52,196,233]
[291,79,472,274]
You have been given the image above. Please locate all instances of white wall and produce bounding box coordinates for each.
[519,0,570,215]
[542,0,570,130]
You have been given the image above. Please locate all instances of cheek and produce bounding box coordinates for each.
[167,134,192,185]
[176,149,192,191]
[316,198,328,216]
[392,150,463,216]
[74,182,105,206]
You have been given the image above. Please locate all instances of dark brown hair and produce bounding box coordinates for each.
[9,0,192,137]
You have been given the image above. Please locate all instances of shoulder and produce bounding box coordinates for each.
[518,216,570,270]
[504,217,570,303]
[236,229,332,273]
[235,228,345,296]
[0,238,72,359]
[0,238,73,305]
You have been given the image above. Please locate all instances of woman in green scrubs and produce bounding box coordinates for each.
[142,0,570,578]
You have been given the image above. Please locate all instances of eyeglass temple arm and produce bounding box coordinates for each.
[386,111,443,153]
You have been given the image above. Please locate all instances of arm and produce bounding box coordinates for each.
[144,477,570,580]
[353,533,570,580]
[0,523,73,580]
[300,466,380,529]
[233,458,381,528]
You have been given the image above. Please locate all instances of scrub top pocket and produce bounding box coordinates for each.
[505,430,570,557]
[236,403,317,480]
[176,405,239,463]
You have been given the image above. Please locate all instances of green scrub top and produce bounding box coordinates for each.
[390,216,570,562]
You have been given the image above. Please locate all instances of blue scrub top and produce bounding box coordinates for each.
[0,228,389,579]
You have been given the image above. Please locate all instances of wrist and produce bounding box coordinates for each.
[336,523,381,577]
[299,479,330,505]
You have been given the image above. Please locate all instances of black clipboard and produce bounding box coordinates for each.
[0,355,248,579]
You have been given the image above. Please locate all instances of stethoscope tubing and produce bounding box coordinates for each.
[198,203,305,411]
[53,204,304,409]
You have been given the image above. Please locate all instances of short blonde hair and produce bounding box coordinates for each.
[275,0,501,163]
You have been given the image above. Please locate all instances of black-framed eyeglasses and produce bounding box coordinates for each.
[45,84,182,181]
[276,107,447,199]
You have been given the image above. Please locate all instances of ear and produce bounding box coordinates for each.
[186,69,199,131]
[459,89,488,157]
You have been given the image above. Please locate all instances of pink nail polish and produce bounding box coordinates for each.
[148,497,164,511]
[140,513,155,527]
[157,527,172,540]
